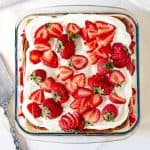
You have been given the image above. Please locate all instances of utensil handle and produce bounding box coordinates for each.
[3,103,25,150]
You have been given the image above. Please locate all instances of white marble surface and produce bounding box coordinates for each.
[0,0,150,149]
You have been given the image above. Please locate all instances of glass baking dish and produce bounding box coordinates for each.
[14,5,140,143]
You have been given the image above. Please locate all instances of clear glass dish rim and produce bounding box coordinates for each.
[14,5,140,137]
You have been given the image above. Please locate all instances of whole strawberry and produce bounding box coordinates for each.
[51,82,69,103]
[111,43,130,68]
[88,73,115,95]
[42,98,63,119]
[59,40,75,59]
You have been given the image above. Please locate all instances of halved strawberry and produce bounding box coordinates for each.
[109,93,126,104]
[85,20,97,30]
[85,40,97,51]
[40,77,55,93]
[83,109,100,123]
[66,23,80,34]
[29,89,45,104]
[71,55,88,70]
[42,98,63,119]
[102,104,118,121]
[29,50,43,64]
[72,73,86,87]
[30,69,47,84]
[87,28,98,40]
[109,70,125,85]
[60,40,75,59]
[65,79,77,94]
[95,21,115,35]
[97,58,113,75]
[46,23,63,38]
[27,102,41,118]
[41,50,58,68]
[126,59,135,75]
[58,66,73,81]
[34,25,49,41]
[89,94,103,107]
[73,87,93,98]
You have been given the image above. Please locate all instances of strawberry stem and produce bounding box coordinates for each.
[30,72,41,85]
[103,61,114,70]
[55,40,63,53]
[53,92,61,101]
[41,106,50,119]
[67,32,79,40]
[103,112,115,121]
[45,23,52,28]
[93,87,104,95]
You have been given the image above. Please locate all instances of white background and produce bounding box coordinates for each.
[0,0,150,150]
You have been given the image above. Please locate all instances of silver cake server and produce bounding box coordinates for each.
[0,54,26,150]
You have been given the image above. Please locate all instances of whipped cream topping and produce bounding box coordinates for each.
[22,14,133,131]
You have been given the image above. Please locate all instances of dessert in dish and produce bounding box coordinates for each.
[18,14,137,133]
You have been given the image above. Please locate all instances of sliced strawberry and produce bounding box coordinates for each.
[46,23,63,38]
[109,93,126,104]
[129,41,135,54]
[129,113,136,126]
[34,42,51,52]
[70,99,81,109]
[59,112,84,131]
[66,23,80,34]
[87,47,108,65]
[89,94,103,107]
[18,106,25,118]
[102,104,118,121]
[71,55,88,70]
[19,67,23,86]
[30,69,47,84]
[65,79,77,94]
[80,28,89,41]
[58,66,73,81]
[72,73,86,87]
[73,87,93,98]
[29,89,45,104]
[42,98,63,119]
[109,70,125,85]
[27,102,41,118]
[78,98,90,114]
[41,50,58,68]
[20,90,24,104]
[60,40,75,59]
[29,50,43,64]
[87,50,100,64]
[97,58,113,75]
[126,59,135,75]
[95,21,115,35]
[85,20,97,30]
[34,25,49,41]
[51,82,69,103]
[40,77,55,93]
[87,28,98,40]
[83,109,100,123]
[96,30,115,47]
[85,40,97,51]
[100,44,112,54]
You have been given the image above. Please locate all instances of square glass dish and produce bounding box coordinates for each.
[15,5,140,143]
